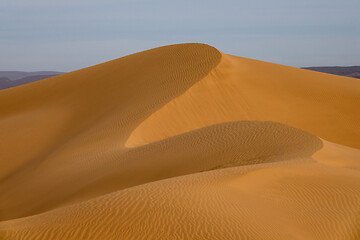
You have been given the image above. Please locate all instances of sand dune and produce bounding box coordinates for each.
[1,43,360,239]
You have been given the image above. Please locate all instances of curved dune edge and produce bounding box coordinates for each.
[1,43,360,239]
[0,43,222,220]
[0,43,222,181]
[126,52,360,149]
[0,121,322,221]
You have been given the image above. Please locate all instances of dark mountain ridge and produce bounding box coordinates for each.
[303,66,360,79]
[0,71,64,90]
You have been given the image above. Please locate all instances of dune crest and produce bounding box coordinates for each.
[1,43,360,239]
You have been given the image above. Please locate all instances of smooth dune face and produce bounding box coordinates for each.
[1,43,360,240]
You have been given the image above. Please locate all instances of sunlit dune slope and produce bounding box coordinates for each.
[127,52,360,148]
[1,43,360,240]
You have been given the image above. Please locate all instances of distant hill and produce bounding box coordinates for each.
[0,77,13,89]
[0,71,64,81]
[303,66,360,79]
[0,71,64,90]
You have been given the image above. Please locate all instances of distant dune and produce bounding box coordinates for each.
[0,44,359,240]
[0,71,64,90]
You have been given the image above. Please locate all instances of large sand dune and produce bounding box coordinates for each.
[0,43,359,239]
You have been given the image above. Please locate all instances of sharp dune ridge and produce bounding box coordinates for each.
[0,43,360,239]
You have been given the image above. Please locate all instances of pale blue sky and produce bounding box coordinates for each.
[1,0,359,71]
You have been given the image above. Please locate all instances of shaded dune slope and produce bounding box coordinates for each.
[1,43,360,239]
[0,44,222,221]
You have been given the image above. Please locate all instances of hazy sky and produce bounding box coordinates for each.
[1,0,359,72]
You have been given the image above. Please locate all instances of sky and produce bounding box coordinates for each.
[1,0,359,72]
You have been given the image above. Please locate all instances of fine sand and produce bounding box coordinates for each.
[0,43,359,240]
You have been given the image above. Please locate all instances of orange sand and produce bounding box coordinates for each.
[1,43,359,239]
